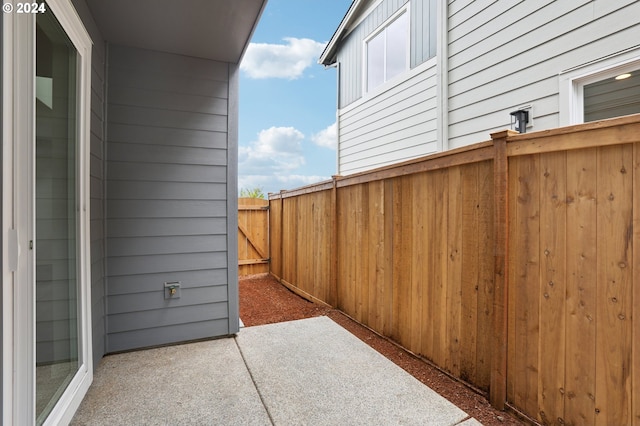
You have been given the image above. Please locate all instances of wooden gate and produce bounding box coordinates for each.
[238,198,269,276]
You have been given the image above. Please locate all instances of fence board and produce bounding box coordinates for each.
[447,166,463,377]
[595,144,633,425]
[511,154,541,416]
[431,170,449,369]
[633,144,640,426]
[538,151,567,425]
[368,181,387,332]
[476,160,494,392]
[460,163,479,384]
[507,152,518,405]
[564,147,598,425]
[411,173,426,356]
[393,176,413,348]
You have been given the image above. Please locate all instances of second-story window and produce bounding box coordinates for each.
[365,8,409,93]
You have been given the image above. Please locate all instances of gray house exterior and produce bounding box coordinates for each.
[320,0,640,175]
[2,0,266,423]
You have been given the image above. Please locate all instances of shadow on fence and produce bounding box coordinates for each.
[268,114,640,425]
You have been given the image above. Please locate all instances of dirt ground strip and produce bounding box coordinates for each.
[239,274,525,426]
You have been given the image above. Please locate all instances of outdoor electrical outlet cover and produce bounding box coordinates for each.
[164,281,181,299]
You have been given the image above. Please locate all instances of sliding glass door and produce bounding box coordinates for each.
[3,1,92,424]
[34,8,80,424]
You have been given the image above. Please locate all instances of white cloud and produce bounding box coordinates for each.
[241,37,326,79]
[311,122,337,149]
[239,126,305,175]
[238,126,331,195]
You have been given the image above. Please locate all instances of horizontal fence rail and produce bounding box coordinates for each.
[268,114,640,425]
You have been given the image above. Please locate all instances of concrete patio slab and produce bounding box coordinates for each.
[236,316,471,425]
[72,316,479,425]
[70,338,270,426]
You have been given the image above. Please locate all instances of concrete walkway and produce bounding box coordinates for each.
[71,316,481,425]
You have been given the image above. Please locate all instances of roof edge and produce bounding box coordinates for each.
[237,0,269,64]
[318,0,362,66]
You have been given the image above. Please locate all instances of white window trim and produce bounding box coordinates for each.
[362,4,410,97]
[2,0,93,424]
[559,46,640,126]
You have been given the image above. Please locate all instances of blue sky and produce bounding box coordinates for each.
[238,0,352,195]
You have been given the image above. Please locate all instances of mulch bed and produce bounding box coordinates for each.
[239,273,525,426]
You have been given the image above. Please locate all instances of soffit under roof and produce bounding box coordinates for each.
[85,0,266,63]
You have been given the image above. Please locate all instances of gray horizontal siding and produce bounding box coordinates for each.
[108,303,228,334]
[108,104,228,132]
[105,44,233,353]
[107,162,227,183]
[107,252,228,277]
[107,319,230,354]
[108,269,229,295]
[107,124,227,148]
[107,286,228,315]
[107,142,226,165]
[106,200,226,218]
[107,218,227,238]
[107,67,228,97]
[107,235,227,256]
[107,181,227,200]
[447,0,640,148]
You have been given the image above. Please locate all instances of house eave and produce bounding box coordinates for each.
[319,0,363,66]
[85,0,267,63]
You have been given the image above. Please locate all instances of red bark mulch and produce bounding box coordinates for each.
[239,274,525,426]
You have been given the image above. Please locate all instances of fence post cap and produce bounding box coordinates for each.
[491,129,519,140]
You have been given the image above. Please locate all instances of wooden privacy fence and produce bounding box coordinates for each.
[269,114,640,425]
[238,197,269,276]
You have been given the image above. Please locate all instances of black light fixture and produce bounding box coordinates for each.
[510,109,529,133]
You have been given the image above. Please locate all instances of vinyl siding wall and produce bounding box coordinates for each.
[105,45,234,353]
[336,0,437,174]
[339,60,438,174]
[446,0,640,148]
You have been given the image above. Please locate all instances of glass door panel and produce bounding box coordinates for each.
[35,7,80,425]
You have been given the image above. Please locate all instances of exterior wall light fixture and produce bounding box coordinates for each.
[510,109,529,133]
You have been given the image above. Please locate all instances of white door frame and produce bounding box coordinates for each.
[2,1,93,424]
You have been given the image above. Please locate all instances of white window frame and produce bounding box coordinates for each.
[559,47,640,126]
[2,0,93,424]
[363,5,410,95]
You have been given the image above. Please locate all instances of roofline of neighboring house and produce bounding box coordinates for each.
[319,0,362,66]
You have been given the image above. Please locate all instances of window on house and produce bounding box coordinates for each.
[583,69,640,122]
[365,9,408,93]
